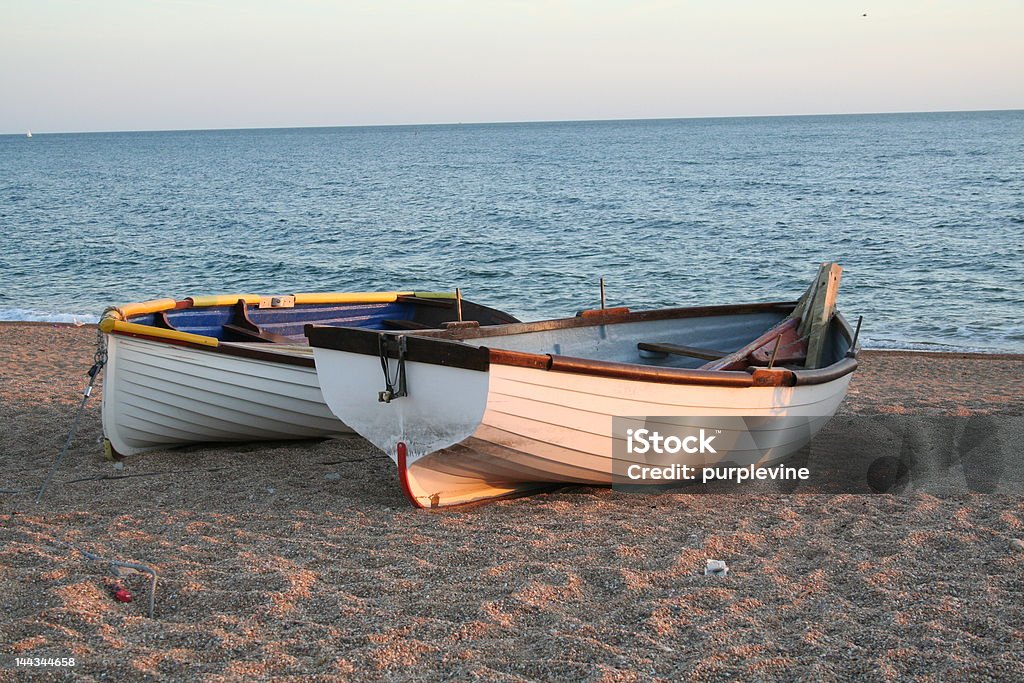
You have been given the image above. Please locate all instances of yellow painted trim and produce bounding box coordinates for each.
[187,294,263,307]
[412,291,456,299]
[99,318,220,347]
[115,298,177,319]
[292,291,412,305]
[111,290,451,315]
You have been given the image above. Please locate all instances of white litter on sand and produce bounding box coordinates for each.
[705,559,729,577]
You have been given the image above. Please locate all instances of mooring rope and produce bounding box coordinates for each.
[35,319,111,504]
[52,538,158,618]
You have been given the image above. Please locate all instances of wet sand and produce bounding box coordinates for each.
[1,323,1022,680]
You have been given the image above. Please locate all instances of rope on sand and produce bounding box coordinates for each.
[34,365,101,503]
[35,325,110,504]
[62,541,159,619]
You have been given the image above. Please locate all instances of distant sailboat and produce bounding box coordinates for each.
[26,129,32,138]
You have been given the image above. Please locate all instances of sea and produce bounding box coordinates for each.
[1,110,1022,352]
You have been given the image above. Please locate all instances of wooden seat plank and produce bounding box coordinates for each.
[637,342,729,361]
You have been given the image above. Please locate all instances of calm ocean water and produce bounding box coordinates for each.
[1,111,1022,351]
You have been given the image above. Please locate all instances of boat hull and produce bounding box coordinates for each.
[103,335,350,456]
[313,347,851,507]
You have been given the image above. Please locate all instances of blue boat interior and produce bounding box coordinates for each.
[128,302,418,343]
[125,295,521,344]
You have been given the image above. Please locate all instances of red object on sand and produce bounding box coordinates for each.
[112,585,133,603]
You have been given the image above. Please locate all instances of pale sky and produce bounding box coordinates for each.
[2,0,1022,134]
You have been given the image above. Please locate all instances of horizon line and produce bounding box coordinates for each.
[5,106,1022,137]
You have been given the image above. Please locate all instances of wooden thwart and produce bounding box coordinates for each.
[153,311,178,331]
[637,342,729,361]
[223,299,293,343]
[222,324,291,343]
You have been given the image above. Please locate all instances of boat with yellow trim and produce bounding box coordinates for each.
[99,291,517,457]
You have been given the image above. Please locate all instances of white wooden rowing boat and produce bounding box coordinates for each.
[101,335,341,456]
[100,291,517,457]
[307,265,860,507]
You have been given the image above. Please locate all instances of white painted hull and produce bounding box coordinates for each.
[312,348,852,507]
[103,335,350,456]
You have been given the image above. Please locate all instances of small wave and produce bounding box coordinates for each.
[864,337,1021,354]
[0,308,99,325]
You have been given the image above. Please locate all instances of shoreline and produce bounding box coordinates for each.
[1,320,1022,360]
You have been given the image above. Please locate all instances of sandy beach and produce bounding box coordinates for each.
[2,322,1022,681]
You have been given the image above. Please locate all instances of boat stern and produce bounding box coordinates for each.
[306,326,492,466]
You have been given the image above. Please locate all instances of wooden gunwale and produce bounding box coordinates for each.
[107,328,317,368]
[636,342,728,361]
[790,357,859,386]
